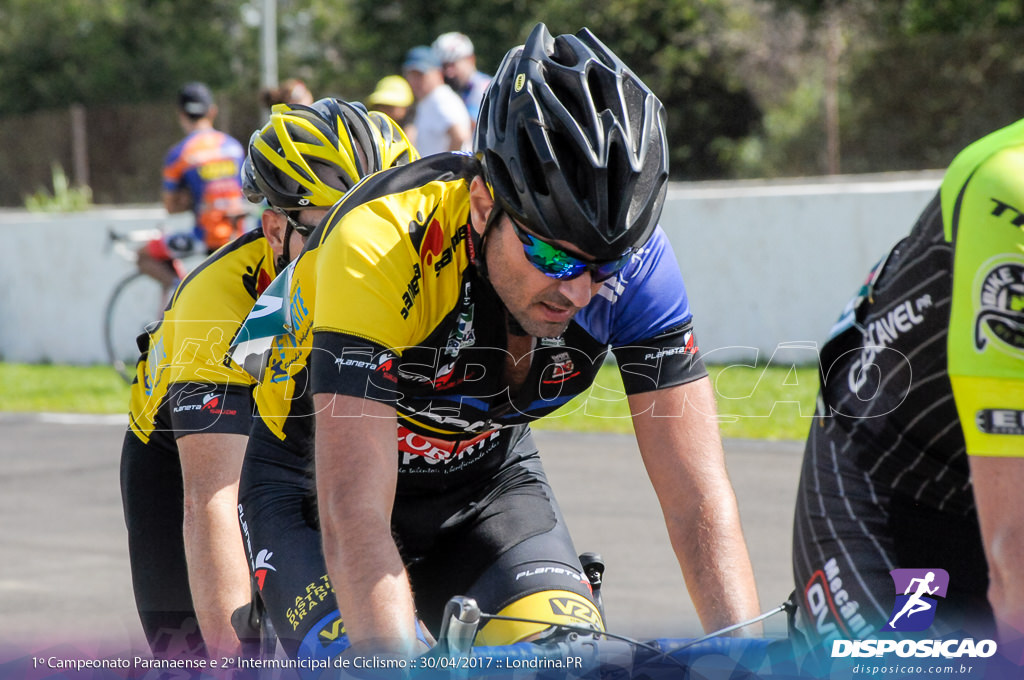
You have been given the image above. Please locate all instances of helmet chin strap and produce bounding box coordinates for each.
[275,221,296,275]
[469,201,503,279]
[470,202,531,338]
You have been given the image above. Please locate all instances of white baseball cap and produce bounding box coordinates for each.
[432,32,475,63]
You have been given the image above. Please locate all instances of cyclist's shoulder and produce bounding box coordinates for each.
[588,226,686,306]
[941,119,1024,230]
[294,156,477,344]
[169,230,276,318]
[945,118,1024,185]
[341,153,478,211]
[317,154,476,254]
[576,226,693,346]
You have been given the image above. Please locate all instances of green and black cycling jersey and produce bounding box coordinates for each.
[793,118,1024,645]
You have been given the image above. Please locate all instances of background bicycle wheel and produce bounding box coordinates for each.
[103,272,164,383]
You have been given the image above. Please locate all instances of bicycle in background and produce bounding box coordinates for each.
[102,226,197,383]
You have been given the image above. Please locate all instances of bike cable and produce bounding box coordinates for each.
[671,597,796,650]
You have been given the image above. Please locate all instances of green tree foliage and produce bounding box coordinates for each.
[0,0,760,196]
[9,0,1021,204]
[335,0,760,178]
[0,0,257,115]
[842,25,1024,172]
[780,0,1024,172]
[883,0,1024,34]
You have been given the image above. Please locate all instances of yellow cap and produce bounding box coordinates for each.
[367,75,414,108]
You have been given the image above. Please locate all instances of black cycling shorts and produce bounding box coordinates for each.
[120,429,206,658]
[238,421,597,665]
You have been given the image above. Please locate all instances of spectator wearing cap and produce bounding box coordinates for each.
[178,81,215,120]
[367,75,415,133]
[402,45,471,157]
[136,81,248,291]
[432,32,491,129]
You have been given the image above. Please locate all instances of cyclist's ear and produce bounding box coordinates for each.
[262,209,288,256]
[468,176,494,237]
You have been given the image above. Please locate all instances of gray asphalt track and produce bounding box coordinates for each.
[0,412,803,657]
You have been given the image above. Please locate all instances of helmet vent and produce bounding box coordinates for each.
[587,66,616,126]
[549,35,580,67]
[289,160,316,186]
[549,126,596,221]
[520,121,550,197]
[484,149,519,210]
[621,78,646,155]
[605,139,627,234]
[309,159,351,192]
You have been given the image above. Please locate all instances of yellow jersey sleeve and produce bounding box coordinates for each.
[311,202,422,350]
[945,125,1024,457]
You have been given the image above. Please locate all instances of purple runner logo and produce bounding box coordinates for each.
[883,568,949,632]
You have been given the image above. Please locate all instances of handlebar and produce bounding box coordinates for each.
[425,594,794,678]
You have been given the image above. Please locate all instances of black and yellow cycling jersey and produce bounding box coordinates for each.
[244,153,706,490]
[122,227,277,649]
[234,153,707,657]
[127,228,277,448]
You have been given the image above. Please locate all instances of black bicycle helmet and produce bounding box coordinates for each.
[476,23,668,260]
[242,98,418,209]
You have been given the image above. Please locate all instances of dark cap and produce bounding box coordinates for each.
[179,81,214,117]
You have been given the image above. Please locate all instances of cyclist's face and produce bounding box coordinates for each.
[492,217,604,337]
[470,178,602,338]
[288,208,326,259]
[263,208,327,262]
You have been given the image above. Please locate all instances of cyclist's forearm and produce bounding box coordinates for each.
[629,379,762,633]
[179,432,250,656]
[321,515,419,653]
[183,492,249,655]
[667,497,762,635]
[969,456,1024,647]
[314,393,420,654]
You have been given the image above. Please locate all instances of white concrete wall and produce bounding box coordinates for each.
[0,208,193,364]
[662,172,942,364]
[0,171,943,366]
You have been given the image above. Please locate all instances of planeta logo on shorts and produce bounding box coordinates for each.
[882,568,949,632]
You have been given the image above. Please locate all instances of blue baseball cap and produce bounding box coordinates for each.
[402,46,441,73]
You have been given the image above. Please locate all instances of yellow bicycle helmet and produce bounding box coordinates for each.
[242,98,418,210]
[368,110,418,169]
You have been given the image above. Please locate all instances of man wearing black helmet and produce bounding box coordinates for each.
[119,99,416,660]
[235,23,762,659]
